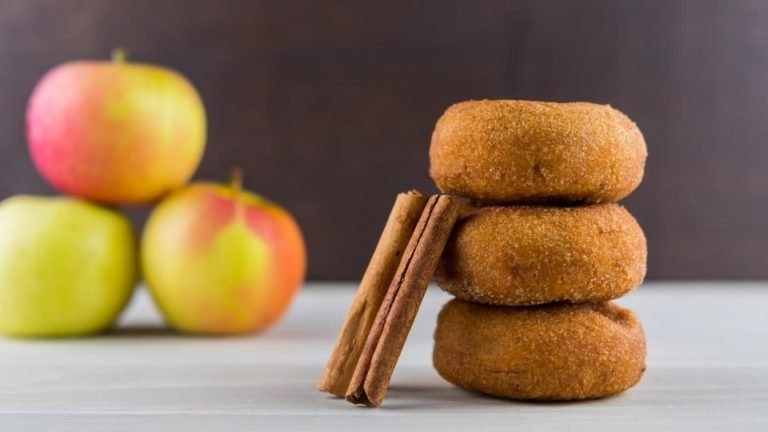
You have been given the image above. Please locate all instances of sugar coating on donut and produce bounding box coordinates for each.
[433,299,647,400]
[434,203,647,305]
[429,100,647,204]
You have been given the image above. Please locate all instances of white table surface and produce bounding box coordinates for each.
[0,282,766,431]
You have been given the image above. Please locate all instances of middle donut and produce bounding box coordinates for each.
[434,204,647,305]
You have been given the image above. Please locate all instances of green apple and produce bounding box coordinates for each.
[0,195,137,337]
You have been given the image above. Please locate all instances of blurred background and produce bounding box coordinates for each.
[0,0,766,280]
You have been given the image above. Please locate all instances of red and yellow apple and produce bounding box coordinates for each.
[141,174,306,334]
[26,51,206,205]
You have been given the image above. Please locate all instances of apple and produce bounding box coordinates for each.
[141,172,306,334]
[26,50,206,205]
[0,196,137,337]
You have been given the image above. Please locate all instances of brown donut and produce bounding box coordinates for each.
[434,204,646,305]
[429,100,647,204]
[433,299,646,400]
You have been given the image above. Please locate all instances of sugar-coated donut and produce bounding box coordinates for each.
[433,299,646,400]
[429,100,647,204]
[434,204,646,305]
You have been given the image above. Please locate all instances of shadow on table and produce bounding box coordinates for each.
[106,325,287,340]
[106,324,178,338]
[103,323,336,340]
[381,384,606,411]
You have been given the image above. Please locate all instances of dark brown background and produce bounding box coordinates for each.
[1,0,766,280]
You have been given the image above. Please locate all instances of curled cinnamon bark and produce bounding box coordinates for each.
[317,191,428,397]
[346,194,463,407]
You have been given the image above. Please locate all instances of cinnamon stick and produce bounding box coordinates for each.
[317,191,428,396]
[346,194,462,407]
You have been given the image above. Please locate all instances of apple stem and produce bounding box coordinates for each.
[230,167,243,199]
[230,167,245,218]
[112,48,128,64]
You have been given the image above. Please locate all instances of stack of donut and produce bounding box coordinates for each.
[429,100,648,400]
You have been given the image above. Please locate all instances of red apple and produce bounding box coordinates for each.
[141,171,306,334]
[26,50,206,204]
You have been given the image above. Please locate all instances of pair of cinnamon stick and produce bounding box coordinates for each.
[317,191,462,407]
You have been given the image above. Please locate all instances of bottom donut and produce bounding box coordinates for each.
[433,299,646,400]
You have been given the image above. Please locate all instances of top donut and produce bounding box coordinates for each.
[429,100,647,204]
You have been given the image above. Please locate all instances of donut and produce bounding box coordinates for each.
[434,203,646,305]
[429,100,647,204]
[433,299,646,400]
